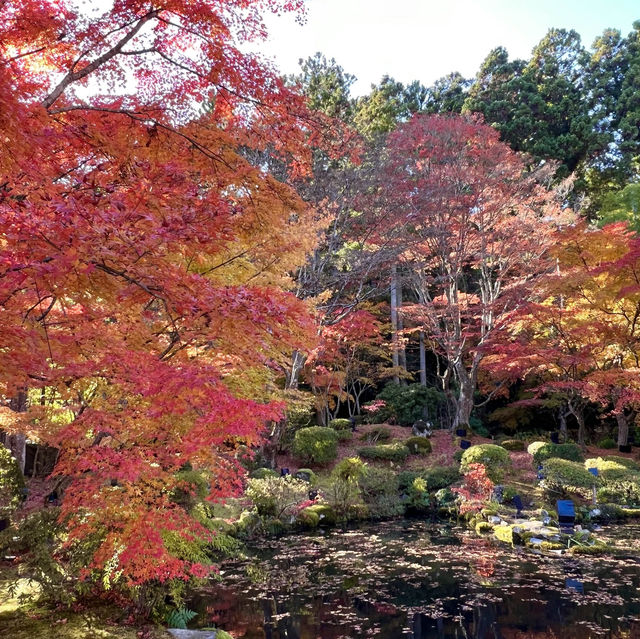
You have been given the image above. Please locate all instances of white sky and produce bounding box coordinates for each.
[259,0,640,95]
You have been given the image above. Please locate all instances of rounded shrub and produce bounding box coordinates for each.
[532,442,584,465]
[584,457,639,482]
[328,418,351,431]
[542,458,598,494]
[597,437,616,449]
[460,444,511,482]
[336,430,353,442]
[292,426,338,465]
[359,426,392,444]
[405,436,432,455]
[332,457,367,482]
[527,441,547,456]
[357,443,409,462]
[358,467,403,519]
[249,467,278,479]
[500,439,525,451]
[304,503,337,526]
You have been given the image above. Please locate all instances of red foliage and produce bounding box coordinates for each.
[452,463,494,514]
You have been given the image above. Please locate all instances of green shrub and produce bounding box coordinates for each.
[304,503,337,526]
[542,458,598,494]
[532,442,584,465]
[293,468,317,484]
[585,457,640,482]
[280,389,317,449]
[597,437,616,449]
[358,443,409,462]
[604,455,640,470]
[527,441,547,456]
[375,383,446,426]
[296,508,320,529]
[406,477,430,512]
[249,467,278,479]
[425,466,461,490]
[475,521,494,534]
[332,457,367,482]
[500,439,525,451]
[460,444,511,482]
[453,449,464,463]
[0,443,26,516]
[292,426,338,465]
[358,467,403,518]
[329,418,351,431]
[469,416,490,438]
[336,430,353,442]
[359,426,391,443]
[405,436,432,455]
[597,481,640,506]
[246,475,310,518]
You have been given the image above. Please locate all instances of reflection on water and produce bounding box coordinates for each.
[190,520,640,638]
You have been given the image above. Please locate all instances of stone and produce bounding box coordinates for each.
[168,631,219,639]
[488,516,502,524]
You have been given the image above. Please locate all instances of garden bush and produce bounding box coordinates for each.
[332,457,367,482]
[249,467,278,479]
[280,390,317,449]
[603,455,640,470]
[596,483,640,506]
[405,436,432,455]
[0,443,26,516]
[453,449,464,463]
[597,437,616,449]
[359,426,391,443]
[375,383,446,426]
[527,441,547,456]
[357,443,409,462]
[459,444,511,482]
[406,477,430,512]
[302,503,337,526]
[542,458,598,495]
[585,457,640,482]
[358,467,403,518]
[398,466,458,493]
[500,439,525,451]
[292,426,338,465]
[246,475,310,518]
[532,442,584,465]
[336,430,353,442]
[329,418,351,431]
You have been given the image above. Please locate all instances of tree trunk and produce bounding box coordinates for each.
[419,331,427,387]
[616,412,630,447]
[453,365,474,429]
[397,280,407,380]
[286,350,307,390]
[390,264,400,384]
[7,390,27,473]
[558,407,568,442]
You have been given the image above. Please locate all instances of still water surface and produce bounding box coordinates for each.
[191,520,640,638]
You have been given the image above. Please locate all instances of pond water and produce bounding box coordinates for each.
[190,520,640,638]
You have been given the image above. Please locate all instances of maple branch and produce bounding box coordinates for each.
[1,45,48,65]
[43,9,159,109]
[92,261,164,299]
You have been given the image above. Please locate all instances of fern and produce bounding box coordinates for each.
[166,607,197,629]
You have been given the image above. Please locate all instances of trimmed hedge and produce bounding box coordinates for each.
[585,457,640,482]
[292,426,338,465]
[405,436,432,455]
[357,443,409,462]
[542,458,598,493]
[460,444,511,482]
[500,439,525,451]
[597,437,616,449]
[359,426,392,443]
[527,441,547,456]
[328,418,351,431]
[532,442,584,465]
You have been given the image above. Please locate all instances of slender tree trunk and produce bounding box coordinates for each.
[397,280,407,380]
[419,331,427,387]
[453,364,474,428]
[390,264,400,384]
[616,412,630,447]
[286,350,307,390]
[7,390,27,473]
[558,407,569,442]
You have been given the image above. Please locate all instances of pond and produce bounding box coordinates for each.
[190,520,640,638]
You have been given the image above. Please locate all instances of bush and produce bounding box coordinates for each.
[584,457,640,482]
[336,430,353,442]
[249,467,278,479]
[293,468,317,484]
[597,437,617,449]
[358,467,403,518]
[359,426,391,443]
[500,439,525,451]
[527,441,547,456]
[302,503,337,526]
[292,426,338,465]
[405,436,432,455]
[542,458,598,494]
[332,457,367,482]
[246,475,310,518]
[358,443,409,462]
[406,477,430,512]
[398,466,458,493]
[460,444,511,482]
[604,455,640,471]
[329,418,351,431]
[280,390,317,449]
[375,383,446,426]
[453,449,464,463]
[0,443,26,516]
[532,442,584,465]
[469,416,490,438]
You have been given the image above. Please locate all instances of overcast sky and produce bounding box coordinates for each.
[257,0,639,95]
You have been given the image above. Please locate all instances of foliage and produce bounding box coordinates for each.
[527,441,548,456]
[336,430,353,442]
[532,442,584,465]
[166,607,197,629]
[249,468,278,480]
[329,418,352,431]
[406,477,430,512]
[332,457,367,482]
[0,443,26,516]
[541,458,598,494]
[357,467,403,519]
[357,443,409,462]
[358,426,392,443]
[597,437,617,449]
[292,427,339,465]
[584,456,640,481]
[404,436,432,455]
[375,384,445,426]
[246,476,310,519]
[453,463,495,514]
[280,391,318,450]
[459,445,511,482]
[398,466,459,493]
[500,440,526,451]
[302,503,337,526]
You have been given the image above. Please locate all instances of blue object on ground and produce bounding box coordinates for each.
[460,439,471,449]
[512,494,523,515]
[588,467,599,477]
[565,579,584,593]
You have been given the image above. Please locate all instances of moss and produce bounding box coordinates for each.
[304,504,337,526]
[296,508,320,529]
[493,525,514,544]
[542,458,597,491]
[500,439,526,451]
[568,544,610,556]
[328,418,351,431]
[539,541,565,551]
[480,508,498,517]
[475,521,494,534]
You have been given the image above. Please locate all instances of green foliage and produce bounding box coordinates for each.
[358,426,391,443]
[303,503,337,526]
[292,426,338,465]
[357,466,403,518]
[336,430,353,442]
[500,439,526,451]
[376,383,445,426]
[453,450,464,464]
[294,468,317,484]
[527,441,547,456]
[328,418,351,431]
[0,443,26,515]
[296,507,320,529]
[532,442,584,465]
[597,437,617,449]
[469,416,490,438]
[249,467,278,479]
[542,458,598,494]
[332,457,367,482]
[166,607,197,629]
[475,521,494,534]
[406,477,430,512]
[171,468,209,509]
[404,436,432,455]
[281,390,317,450]
[246,475,310,518]
[603,455,640,470]
[398,466,459,493]
[585,457,640,482]
[357,443,409,462]
[460,444,511,482]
